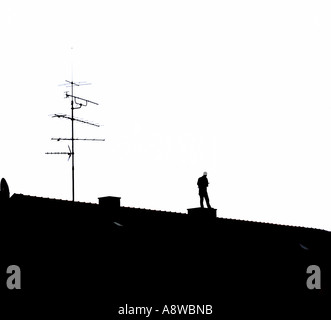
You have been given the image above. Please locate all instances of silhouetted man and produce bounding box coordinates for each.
[197,172,212,209]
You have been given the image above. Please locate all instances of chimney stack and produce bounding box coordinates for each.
[187,207,217,219]
[98,196,121,208]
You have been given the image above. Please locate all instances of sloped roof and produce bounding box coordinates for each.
[7,193,330,233]
[2,191,331,313]
[10,193,97,206]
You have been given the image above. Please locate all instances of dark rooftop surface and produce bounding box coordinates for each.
[1,193,330,317]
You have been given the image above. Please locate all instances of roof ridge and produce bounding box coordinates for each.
[11,193,97,205]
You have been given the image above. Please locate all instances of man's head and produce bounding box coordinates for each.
[203,172,207,176]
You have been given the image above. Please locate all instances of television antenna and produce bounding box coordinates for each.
[46,80,105,202]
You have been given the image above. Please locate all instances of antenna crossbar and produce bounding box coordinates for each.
[59,80,91,87]
[52,114,100,127]
[45,152,71,155]
[52,138,105,142]
[65,80,91,86]
[65,92,98,106]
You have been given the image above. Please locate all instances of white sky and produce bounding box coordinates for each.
[1,0,331,231]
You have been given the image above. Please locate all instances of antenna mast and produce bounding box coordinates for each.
[46,80,104,201]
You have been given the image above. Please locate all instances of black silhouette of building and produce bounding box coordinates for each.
[1,190,330,317]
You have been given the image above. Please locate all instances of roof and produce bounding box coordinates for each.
[1,191,330,315]
[10,193,98,206]
[6,193,329,233]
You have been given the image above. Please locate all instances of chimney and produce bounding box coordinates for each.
[98,196,121,208]
[187,207,217,219]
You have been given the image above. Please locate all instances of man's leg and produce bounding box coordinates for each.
[205,193,212,209]
[200,195,204,208]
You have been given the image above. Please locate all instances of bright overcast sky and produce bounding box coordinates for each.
[1,1,331,231]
